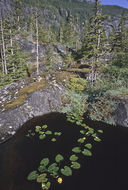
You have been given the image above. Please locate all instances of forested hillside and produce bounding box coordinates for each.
[0,0,128,104]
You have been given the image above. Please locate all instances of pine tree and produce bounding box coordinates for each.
[112,12,128,53]
[82,0,107,85]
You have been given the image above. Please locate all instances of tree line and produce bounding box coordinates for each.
[0,0,128,87]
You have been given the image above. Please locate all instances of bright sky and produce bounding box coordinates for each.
[101,0,128,9]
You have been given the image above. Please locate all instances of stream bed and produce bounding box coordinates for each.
[0,112,128,190]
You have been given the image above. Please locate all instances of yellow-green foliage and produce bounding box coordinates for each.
[5,78,46,110]
[67,77,87,92]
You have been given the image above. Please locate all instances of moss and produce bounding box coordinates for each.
[61,95,71,105]
[67,68,91,73]
[5,78,46,110]
[55,71,77,84]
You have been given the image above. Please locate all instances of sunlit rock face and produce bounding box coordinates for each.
[113,102,128,127]
[0,75,65,143]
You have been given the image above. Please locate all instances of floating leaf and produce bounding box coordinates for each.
[97,130,103,134]
[82,149,92,156]
[54,132,62,136]
[37,173,48,183]
[61,166,72,176]
[40,158,49,167]
[69,155,78,162]
[86,128,94,136]
[45,182,51,189]
[94,137,101,142]
[38,165,46,173]
[35,126,41,132]
[27,171,39,181]
[72,147,81,153]
[48,163,59,175]
[51,138,56,142]
[42,125,48,129]
[80,130,85,135]
[39,134,46,140]
[55,154,64,163]
[77,138,85,143]
[92,133,97,138]
[85,143,92,149]
[71,162,81,169]
[45,130,52,135]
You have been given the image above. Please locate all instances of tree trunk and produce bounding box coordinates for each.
[0,16,8,75]
[1,48,5,74]
[36,10,39,75]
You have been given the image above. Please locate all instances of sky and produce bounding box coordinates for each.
[101,0,128,9]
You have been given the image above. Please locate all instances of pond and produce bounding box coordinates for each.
[0,112,128,190]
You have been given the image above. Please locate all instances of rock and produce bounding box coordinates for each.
[0,74,65,143]
[113,101,128,127]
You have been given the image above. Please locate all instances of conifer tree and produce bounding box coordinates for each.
[82,0,107,85]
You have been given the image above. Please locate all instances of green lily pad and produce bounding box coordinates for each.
[27,171,39,181]
[51,138,56,142]
[45,130,52,135]
[55,154,64,163]
[72,147,81,153]
[42,125,48,129]
[69,155,78,162]
[71,162,81,169]
[37,173,48,183]
[82,149,92,156]
[40,158,49,166]
[54,132,62,136]
[77,138,85,143]
[85,143,92,149]
[48,163,59,174]
[45,181,51,189]
[80,130,85,135]
[61,166,72,176]
[98,130,103,134]
[94,137,101,142]
[38,165,46,173]
[39,134,46,140]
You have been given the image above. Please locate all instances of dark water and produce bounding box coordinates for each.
[0,112,128,190]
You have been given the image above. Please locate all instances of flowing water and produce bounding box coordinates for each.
[0,113,128,190]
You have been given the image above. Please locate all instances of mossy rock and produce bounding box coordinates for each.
[5,78,46,110]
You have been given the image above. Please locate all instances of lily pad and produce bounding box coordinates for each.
[40,158,49,166]
[69,155,78,162]
[37,173,48,183]
[85,143,92,149]
[80,130,85,135]
[82,149,92,156]
[27,171,39,181]
[55,154,64,163]
[61,166,72,176]
[71,162,81,169]
[45,130,52,135]
[72,147,81,153]
[48,163,59,174]
[51,138,56,142]
[98,130,103,134]
[39,134,46,140]
[77,138,85,143]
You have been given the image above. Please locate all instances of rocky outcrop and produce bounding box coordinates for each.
[113,101,128,127]
[0,74,65,143]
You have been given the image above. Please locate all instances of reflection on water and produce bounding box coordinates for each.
[0,113,128,190]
